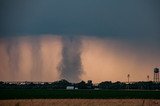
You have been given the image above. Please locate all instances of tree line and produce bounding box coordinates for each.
[0,79,160,90]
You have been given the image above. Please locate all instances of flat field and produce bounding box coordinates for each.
[0,89,160,99]
[0,99,160,106]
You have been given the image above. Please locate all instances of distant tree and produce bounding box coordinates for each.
[98,81,112,89]
[110,81,126,89]
[86,80,93,89]
[51,79,71,89]
[0,81,3,84]
[75,81,87,89]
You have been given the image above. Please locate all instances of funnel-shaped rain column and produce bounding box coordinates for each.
[58,36,83,82]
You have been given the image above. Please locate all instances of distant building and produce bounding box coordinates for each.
[75,87,78,90]
[66,86,74,90]
[94,88,99,90]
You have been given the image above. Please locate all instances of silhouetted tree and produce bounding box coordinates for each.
[98,81,112,89]
[75,81,87,89]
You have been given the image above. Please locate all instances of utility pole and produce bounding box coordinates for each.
[147,75,149,81]
[127,74,130,83]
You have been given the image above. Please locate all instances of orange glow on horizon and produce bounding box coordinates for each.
[81,37,159,83]
[0,35,159,83]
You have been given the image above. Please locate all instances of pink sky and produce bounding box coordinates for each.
[0,35,159,83]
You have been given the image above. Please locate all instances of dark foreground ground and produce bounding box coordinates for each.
[0,99,160,106]
[0,89,160,99]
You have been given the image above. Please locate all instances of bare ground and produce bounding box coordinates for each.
[0,99,160,106]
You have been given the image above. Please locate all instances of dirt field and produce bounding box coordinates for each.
[0,99,160,106]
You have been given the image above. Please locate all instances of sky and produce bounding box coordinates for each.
[0,0,160,83]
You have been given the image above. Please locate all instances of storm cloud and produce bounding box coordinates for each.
[0,0,160,82]
[0,0,160,38]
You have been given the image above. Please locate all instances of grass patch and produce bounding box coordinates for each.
[0,89,160,99]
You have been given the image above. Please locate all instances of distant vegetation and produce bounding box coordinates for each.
[0,79,160,90]
[0,80,160,99]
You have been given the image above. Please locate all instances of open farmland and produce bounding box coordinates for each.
[0,89,160,99]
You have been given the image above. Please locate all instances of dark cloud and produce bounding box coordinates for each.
[0,1,160,82]
[0,0,160,38]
